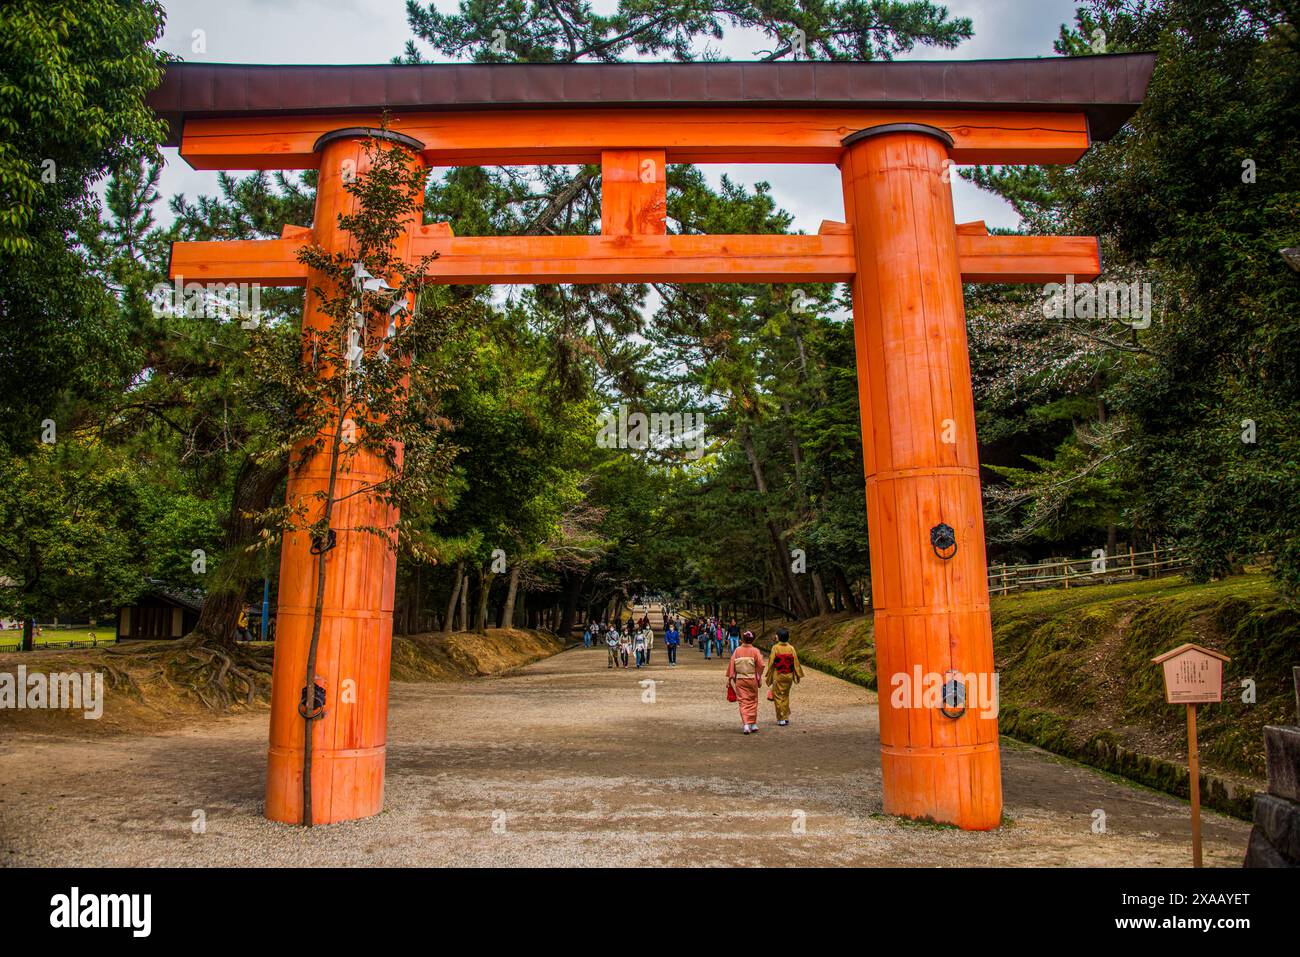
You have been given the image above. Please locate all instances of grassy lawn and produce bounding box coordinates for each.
[0,626,117,651]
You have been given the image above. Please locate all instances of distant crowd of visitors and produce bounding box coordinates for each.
[580,611,805,734]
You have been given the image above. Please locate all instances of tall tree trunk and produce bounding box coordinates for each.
[781,405,833,617]
[499,563,521,628]
[192,453,288,647]
[1097,390,1118,558]
[442,560,464,635]
[833,566,863,613]
[475,565,495,631]
[810,570,832,616]
[740,424,812,619]
[556,569,587,644]
[459,573,470,631]
[412,565,423,633]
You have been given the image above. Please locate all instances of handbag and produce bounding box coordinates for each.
[767,688,774,701]
[726,683,737,702]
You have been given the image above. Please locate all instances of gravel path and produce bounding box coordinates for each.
[0,641,1250,867]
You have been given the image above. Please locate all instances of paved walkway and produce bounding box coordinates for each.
[0,639,1250,867]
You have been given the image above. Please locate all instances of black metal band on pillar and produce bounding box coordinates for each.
[312,127,427,153]
[841,123,956,150]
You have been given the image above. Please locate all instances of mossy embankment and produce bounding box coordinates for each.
[0,627,564,737]
[759,575,1298,819]
[388,627,564,681]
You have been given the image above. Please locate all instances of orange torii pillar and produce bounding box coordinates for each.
[265,127,427,825]
[839,124,1001,829]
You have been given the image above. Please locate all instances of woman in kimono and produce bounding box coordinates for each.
[726,630,766,734]
[764,627,804,726]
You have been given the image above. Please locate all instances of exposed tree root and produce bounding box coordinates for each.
[107,635,274,712]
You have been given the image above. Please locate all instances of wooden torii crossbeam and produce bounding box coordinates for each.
[152,55,1155,831]
[171,216,1101,286]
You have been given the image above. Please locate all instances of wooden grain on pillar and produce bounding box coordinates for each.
[264,133,425,826]
[601,150,667,236]
[840,126,1002,830]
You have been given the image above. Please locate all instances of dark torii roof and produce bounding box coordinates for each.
[147,54,1157,147]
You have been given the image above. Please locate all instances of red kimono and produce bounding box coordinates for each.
[727,644,766,726]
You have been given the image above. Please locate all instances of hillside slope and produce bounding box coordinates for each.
[765,575,1297,817]
[0,627,564,737]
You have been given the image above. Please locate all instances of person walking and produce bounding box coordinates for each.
[726,630,766,734]
[765,627,805,726]
[643,623,654,664]
[606,624,620,668]
[664,620,680,666]
[619,625,633,669]
[726,618,741,653]
[633,628,647,668]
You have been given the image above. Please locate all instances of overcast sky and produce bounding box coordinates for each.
[152,0,1082,232]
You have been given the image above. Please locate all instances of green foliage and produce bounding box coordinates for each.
[1062,0,1300,590]
[984,430,1129,545]
[426,318,599,566]
[963,1,1300,593]
[400,0,971,63]
[0,0,166,450]
[260,135,466,557]
[0,441,152,619]
[0,0,166,253]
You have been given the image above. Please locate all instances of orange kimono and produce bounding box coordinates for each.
[727,644,766,726]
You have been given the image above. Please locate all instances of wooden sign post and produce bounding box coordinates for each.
[1152,643,1230,867]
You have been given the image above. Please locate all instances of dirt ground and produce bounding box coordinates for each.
[0,641,1250,867]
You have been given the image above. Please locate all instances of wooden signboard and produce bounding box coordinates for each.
[1153,642,1229,704]
[1152,642,1230,867]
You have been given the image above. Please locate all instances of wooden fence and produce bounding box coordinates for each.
[987,544,1189,596]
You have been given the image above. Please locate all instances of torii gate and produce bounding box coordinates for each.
[152,54,1153,830]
